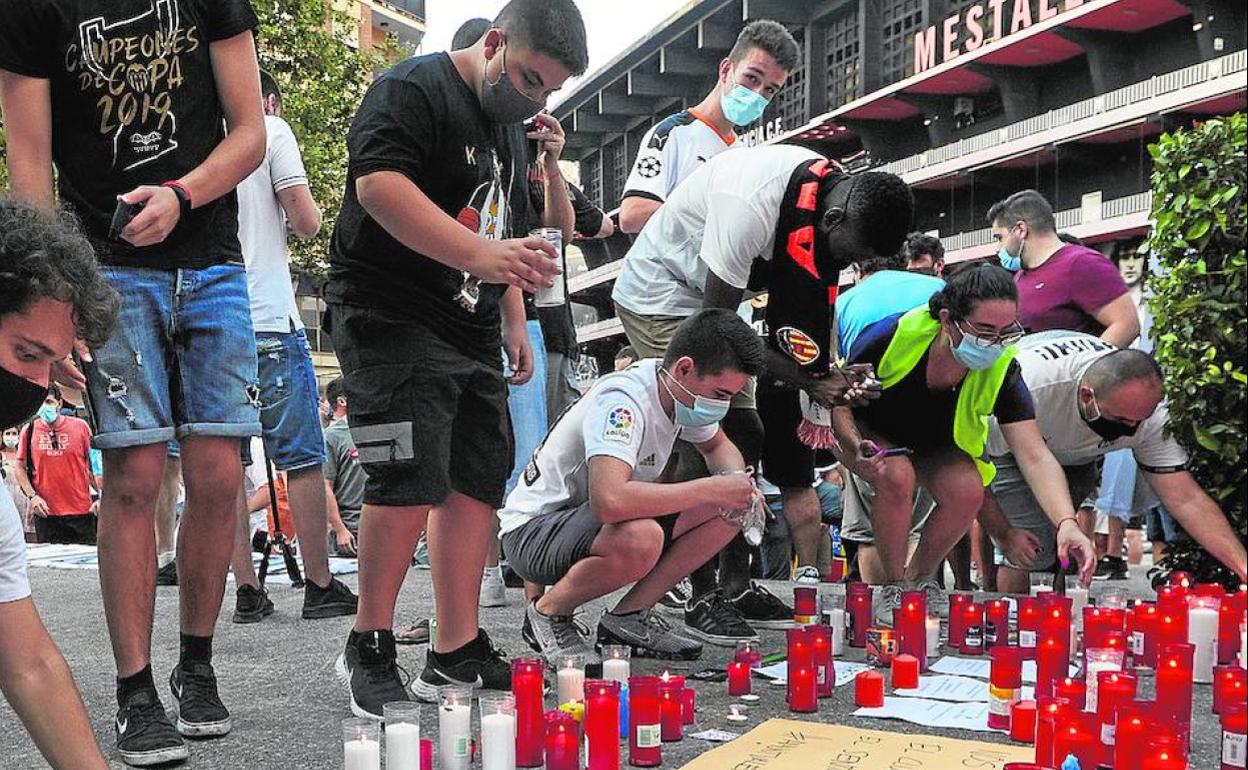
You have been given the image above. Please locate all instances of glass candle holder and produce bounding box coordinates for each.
[1065,575,1089,620]
[727,660,751,697]
[511,658,546,768]
[1030,573,1054,595]
[438,686,474,770]
[383,702,421,770]
[584,679,620,770]
[628,676,662,767]
[1214,665,1248,716]
[926,613,942,660]
[658,678,683,742]
[846,582,873,648]
[1101,587,1130,610]
[734,639,763,669]
[1084,647,1124,714]
[896,590,928,671]
[1222,705,1247,770]
[948,592,973,649]
[1017,596,1040,656]
[480,693,517,770]
[601,645,631,684]
[1156,642,1196,750]
[557,654,587,705]
[985,599,1010,650]
[961,602,985,656]
[1189,594,1222,683]
[1114,703,1150,770]
[1034,695,1071,768]
[793,585,820,624]
[544,710,580,770]
[824,593,847,656]
[1095,671,1137,768]
[343,718,380,770]
[808,624,836,698]
[988,645,1025,731]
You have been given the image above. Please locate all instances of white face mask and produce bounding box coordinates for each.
[3,435,17,450]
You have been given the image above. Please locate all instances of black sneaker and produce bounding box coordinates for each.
[232,584,274,624]
[1094,556,1129,581]
[303,576,359,619]
[156,560,178,587]
[596,608,703,660]
[657,578,692,612]
[412,629,510,703]
[334,635,359,688]
[115,689,188,766]
[729,582,794,629]
[349,630,412,719]
[169,661,231,737]
[683,590,759,646]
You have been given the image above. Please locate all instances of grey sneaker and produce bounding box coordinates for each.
[793,565,822,585]
[913,578,949,618]
[873,583,904,627]
[412,537,430,570]
[522,601,600,665]
[598,608,703,660]
[479,567,507,608]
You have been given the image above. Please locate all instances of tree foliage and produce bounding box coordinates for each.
[253,0,405,278]
[1145,112,1247,587]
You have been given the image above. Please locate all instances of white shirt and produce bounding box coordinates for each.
[622,110,736,205]
[612,144,823,318]
[498,360,718,535]
[0,486,31,604]
[986,331,1187,470]
[237,115,310,333]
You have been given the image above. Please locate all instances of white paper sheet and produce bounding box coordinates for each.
[892,675,1035,703]
[754,659,871,686]
[689,729,740,743]
[853,696,1004,733]
[930,655,1076,684]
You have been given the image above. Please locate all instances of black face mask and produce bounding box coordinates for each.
[480,44,543,125]
[1081,390,1140,442]
[0,364,46,431]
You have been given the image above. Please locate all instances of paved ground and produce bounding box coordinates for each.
[0,563,1221,769]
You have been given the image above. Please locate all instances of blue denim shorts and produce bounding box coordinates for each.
[253,329,326,472]
[84,264,262,449]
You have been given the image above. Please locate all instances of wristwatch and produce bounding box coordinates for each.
[161,180,193,222]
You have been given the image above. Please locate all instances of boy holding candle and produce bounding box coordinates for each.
[499,310,764,663]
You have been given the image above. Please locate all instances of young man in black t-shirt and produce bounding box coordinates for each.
[327,0,587,717]
[0,1,266,765]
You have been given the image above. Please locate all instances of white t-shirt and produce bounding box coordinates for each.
[237,114,310,333]
[622,110,736,206]
[498,360,718,535]
[612,144,824,318]
[0,486,31,604]
[986,331,1188,470]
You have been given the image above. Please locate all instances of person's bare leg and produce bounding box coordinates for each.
[1151,540,1166,565]
[485,518,501,569]
[856,543,889,584]
[354,503,429,632]
[154,456,180,562]
[1126,528,1144,565]
[286,466,332,587]
[977,522,999,592]
[230,485,259,590]
[524,582,545,603]
[908,453,983,583]
[1106,516,1125,563]
[866,457,919,584]
[996,565,1032,594]
[780,486,822,569]
[98,443,166,676]
[947,532,974,590]
[538,520,666,615]
[815,524,832,576]
[614,505,739,614]
[178,436,247,637]
[427,492,493,653]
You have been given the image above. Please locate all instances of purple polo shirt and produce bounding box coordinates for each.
[1015,244,1128,335]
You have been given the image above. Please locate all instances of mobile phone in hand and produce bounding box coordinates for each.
[876,446,914,458]
[109,198,144,241]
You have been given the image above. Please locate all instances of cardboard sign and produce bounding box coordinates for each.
[677,718,1031,770]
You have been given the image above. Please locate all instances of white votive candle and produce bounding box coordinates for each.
[602,645,631,683]
[557,656,586,704]
[480,693,516,770]
[438,688,473,770]
[926,614,941,659]
[343,718,380,770]
[384,722,419,770]
[1189,599,1220,683]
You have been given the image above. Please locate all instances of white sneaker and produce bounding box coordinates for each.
[479,567,507,608]
[793,565,822,585]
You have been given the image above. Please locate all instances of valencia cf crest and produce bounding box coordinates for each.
[775,327,821,365]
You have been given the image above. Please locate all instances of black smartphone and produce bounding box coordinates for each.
[524,117,542,163]
[108,198,144,241]
[877,447,914,458]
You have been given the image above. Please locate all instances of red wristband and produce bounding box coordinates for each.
[161,180,193,219]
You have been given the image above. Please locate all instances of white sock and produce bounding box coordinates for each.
[157,551,175,568]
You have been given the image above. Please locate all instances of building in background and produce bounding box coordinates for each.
[552,0,1246,376]
[337,0,426,53]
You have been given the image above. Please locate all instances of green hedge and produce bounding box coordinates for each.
[1146,112,1247,586]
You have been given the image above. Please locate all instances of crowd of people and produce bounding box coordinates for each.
[0,1,1244,768]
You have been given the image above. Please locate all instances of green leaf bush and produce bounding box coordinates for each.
[1146,112,1247,586]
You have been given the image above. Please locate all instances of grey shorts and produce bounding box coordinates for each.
[839,471,934,545]
[502,502,677,587]
[990,453,1098,571]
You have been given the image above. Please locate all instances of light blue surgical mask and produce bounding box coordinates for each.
[37,404,59,424]
[998,225,1024,272]
[950,330,1006,371]
[720,84,769,127]
[661,367,730,428]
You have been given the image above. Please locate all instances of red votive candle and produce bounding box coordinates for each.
[892,654,920,690]
[1034,696,1071,767]
[962,602,986,656]
[658,678,682,742]
[1134,602,1160,668]
[1221,588,1248,665]
[512,657,546,767]
[1052,711,1099,770]
[420,739,433,770]
[1215,665,1248,715]
[793,586,819,624]
[1223,705,1247,770]
[989,645,1025,731]
[855,670,885,707]
[1010,699,1037,743]
[1142,747,1190,770]
[584,679,620,770]
[1017,596,1040,658]
[680,686,695,726]
[1115,703,1151,770]
[544,710,581,770]
[985,599,1010,649]
[1035,635,1069,700]
[627,676,661,767]
[847,582,873,648]
[726,661,751,697]
[949,592,973,650]
[1169,571,1193,590]
[787,627,817,713]
[809,624,836,698]
[1156,642,1195,751]
[896,590,929,672]
[1096,670,1137,767]
[1054,677,1086,712]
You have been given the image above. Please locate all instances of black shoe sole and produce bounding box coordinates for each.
[302,600,359,620]
[118,744,190,767]
[232,601,275,624]
[176,715,232,738]
[738,617,796,630]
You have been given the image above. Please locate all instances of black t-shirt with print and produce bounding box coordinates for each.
[848,313,1035,453]
[0,0,257,268]
[326,52,533,363]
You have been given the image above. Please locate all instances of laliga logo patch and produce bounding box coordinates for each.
[603,406,635,443]
[775,327,820,365]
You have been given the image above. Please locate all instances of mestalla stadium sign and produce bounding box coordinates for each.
[914,0,1085,74]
